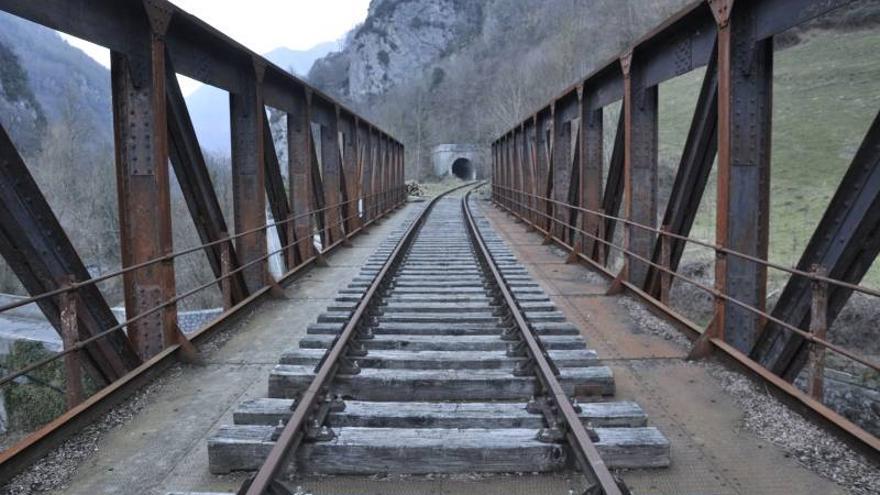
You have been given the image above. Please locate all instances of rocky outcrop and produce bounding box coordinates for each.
[310,0,484,100]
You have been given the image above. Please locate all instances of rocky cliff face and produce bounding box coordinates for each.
[310,0,484,100]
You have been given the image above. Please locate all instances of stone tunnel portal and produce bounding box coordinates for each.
[451,158,475,180]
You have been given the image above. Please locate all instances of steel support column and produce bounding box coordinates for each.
[580,91,604,260]
[338,110,358,235]
[230,58,268,293]
[287,89,314,263]
[111,1,178,359]
[712,0,773,353]
[621,51,658,286]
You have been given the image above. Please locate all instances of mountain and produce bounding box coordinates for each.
[308,0,880,180]
[184,40,341,154]
[308,0,693,178]
[0,11,112,155]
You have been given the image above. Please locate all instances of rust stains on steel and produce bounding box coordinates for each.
[0,0,405,481]
[490,0,877,457]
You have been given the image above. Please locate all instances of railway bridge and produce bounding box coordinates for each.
[0,1,877,494]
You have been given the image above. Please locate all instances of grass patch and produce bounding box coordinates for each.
[658,28,880,291]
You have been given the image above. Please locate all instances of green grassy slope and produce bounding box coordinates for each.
[658,27,880,290]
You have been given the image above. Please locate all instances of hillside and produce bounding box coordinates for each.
[0,11,112,154]
[309,0,695,178]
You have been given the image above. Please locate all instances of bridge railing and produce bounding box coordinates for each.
[491,0,880,455]
[0,0,406,479]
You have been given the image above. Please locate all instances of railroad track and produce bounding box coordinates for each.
[198,184,669,494]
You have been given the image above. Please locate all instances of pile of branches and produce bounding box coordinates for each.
[406,180,426,197]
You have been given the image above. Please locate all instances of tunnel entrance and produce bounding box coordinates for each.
[451,158,474,180]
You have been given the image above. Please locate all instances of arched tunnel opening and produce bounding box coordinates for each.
[451,158,474,180]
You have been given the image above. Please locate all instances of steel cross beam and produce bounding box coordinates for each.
[643,45,719,299]
[598,111,625,266]
[166,55,250,306]
[0,123,142,383]
[752,109,880,380]
[262,115,294,270]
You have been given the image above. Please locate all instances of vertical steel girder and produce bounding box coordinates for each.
[551,103,576,241]
[600,110,626,265]
[230,59,269,293]
[537,109,553,233]
[621,51,659,287]
[752,109,880,379]
[337,110,358,235]
[0,123,141,383]
[519,124,531,226]
[262,115,294,269]
[111,5,178,360]
[287,89,315,263]
[165,55,250,305]
[364,128,376,222]
[580,93,604,260]
[353,120,367,227]
[512,129,523,219]
[643,46,719,298]
[714,1,773,353]
[318,109,342,245]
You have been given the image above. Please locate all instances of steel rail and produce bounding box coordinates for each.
[462,185,625,495]
[492,188,880,372]
[244,182,474,494]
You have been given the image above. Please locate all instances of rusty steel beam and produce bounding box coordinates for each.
[581,89,604,260]
[337,109,358,235]
[512,128,523,220]
[165,55,249,306]
[364,127,376,223]
[0,123,141,383]
[230,59,268,293]
[599,107,626,265]
[316,102,344,245]
[621,51,659,287]
[551,98,577,241]
[287,89,315,263]
[643,45,718,298]
[111,3,178,360]
[262,114,294,269]
[711,0,773,354]
[752,109,880,380]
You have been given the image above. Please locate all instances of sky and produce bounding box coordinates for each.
[60,0,371,94]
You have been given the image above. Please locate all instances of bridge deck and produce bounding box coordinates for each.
[25,198,850,495]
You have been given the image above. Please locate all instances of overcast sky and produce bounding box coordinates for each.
[60,0,371,94]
